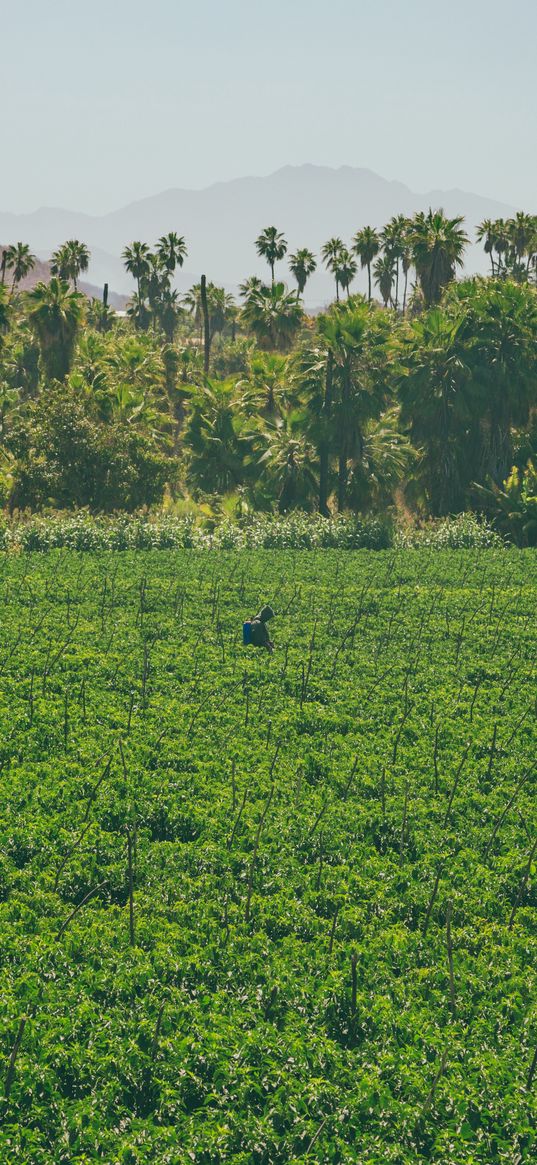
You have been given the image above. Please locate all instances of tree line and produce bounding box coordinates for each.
[0,207,536,542]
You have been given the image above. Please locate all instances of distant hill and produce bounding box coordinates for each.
[0,165,521,306]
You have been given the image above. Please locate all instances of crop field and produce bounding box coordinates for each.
[0,548,536,1164]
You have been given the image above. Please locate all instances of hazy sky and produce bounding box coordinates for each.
[3,0,536,214]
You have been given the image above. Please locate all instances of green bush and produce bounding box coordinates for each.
[7,386,173,513]
[395,512,503,550]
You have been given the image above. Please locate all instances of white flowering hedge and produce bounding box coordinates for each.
[0,510,506,552]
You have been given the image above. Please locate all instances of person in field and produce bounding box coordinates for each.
[244,605,275,653]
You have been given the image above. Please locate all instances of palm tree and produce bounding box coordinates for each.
[6,243,36,299]
[321,238,345,302]
[67,240,90,290]
[449,277,537,483]
[104,334,163,397]
[373,255,395,307]
[241,282,303,351]
[296,341,334,516]
[208,287,236,338]
[353,227,380,302]
[156,233,187,273]
[239,275,264,300]
[382,215,409,308]
[401,241,413,315]
[398,308,472,514]
[122,242,152,300]
[317,301,388,510]
[491,219,510,276]
[27,277,84,381]
[144,254,170,316]
[255,227,288,285]
[183,282,235,366]
[183,282,204,339]
[1,249,9,285]
[409,209,468,306]
[335,249,357,298]
[50,243,72,282]
[504,212,537,279]
[87,297,113,334]
[155,287,182,341]
[186,378,248,494]
[51,240,90,290]
[238,351,291,418]
[526,216,537,278]
[507,212,534,265]
[253,419,318,513]
[0,285,10,346]
[476,219,497,276]
[288,249,317,297]
[126,292,151,332]
[346,409,414,512]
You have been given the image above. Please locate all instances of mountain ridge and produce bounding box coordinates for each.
[0,165,520,305]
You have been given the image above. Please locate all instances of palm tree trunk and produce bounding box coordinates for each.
[271,261,275,287]
[403,269,409,315]
[319,351,333,517]
[367,264,371,302]
[337,365,351,512]
[200,274,211,376]
[335,279,340,303]
[395,260,399,309]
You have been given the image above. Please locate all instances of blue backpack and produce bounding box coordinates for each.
[243,621,253,645]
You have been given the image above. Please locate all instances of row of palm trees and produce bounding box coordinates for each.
[476,213,537,278]
[255,211,536,309]
[3,208,535,318]
[248,212,469,328]
[3,209,535,377]
[117,208,496,357]
[0,238,93,299]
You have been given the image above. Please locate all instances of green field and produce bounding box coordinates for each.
[0,549,536,1164]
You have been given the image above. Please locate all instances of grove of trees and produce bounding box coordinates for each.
[0,208,536,540]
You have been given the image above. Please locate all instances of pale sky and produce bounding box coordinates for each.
[2,0,536,214]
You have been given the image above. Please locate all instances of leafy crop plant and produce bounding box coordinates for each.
[0,547,535,1162]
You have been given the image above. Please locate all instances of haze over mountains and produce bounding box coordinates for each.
[0,165,518,306]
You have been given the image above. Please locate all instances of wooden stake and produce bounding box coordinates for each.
[446,902,456,1017]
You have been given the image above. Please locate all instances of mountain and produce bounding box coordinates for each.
[0,165,519,306]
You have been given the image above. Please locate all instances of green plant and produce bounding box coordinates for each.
[474,460,537,546]
[0,547,534,1163]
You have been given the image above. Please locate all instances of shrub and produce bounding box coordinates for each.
[7,387,174,513]
[0,510,510,553]
[395,512,503,550]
